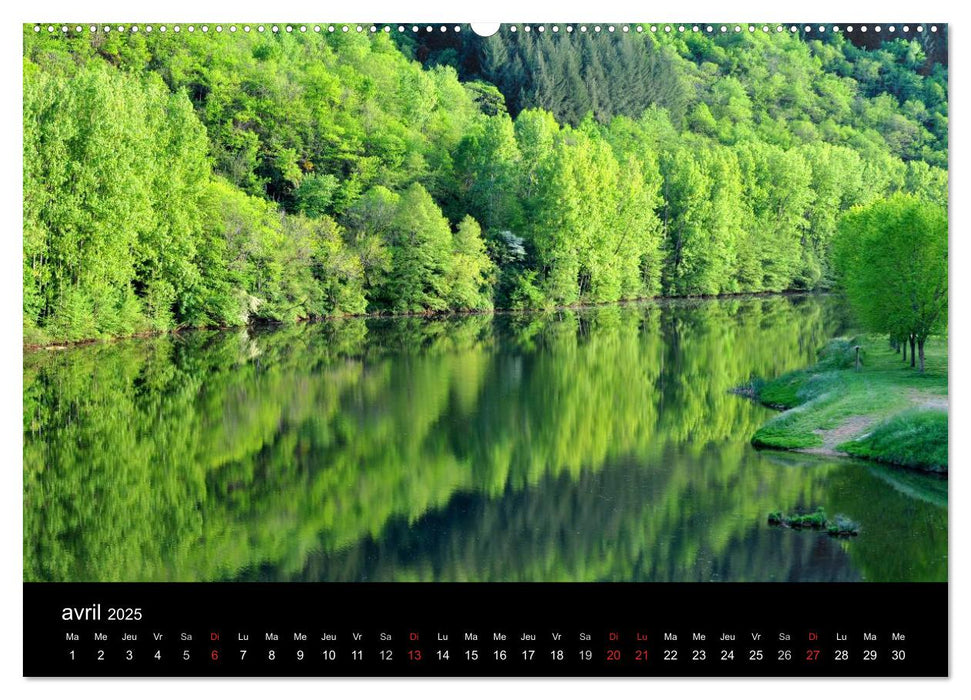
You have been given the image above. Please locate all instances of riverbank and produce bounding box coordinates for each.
[742,336,948,474]
[23,289,824,352]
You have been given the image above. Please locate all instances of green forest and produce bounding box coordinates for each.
[23,24,948,344]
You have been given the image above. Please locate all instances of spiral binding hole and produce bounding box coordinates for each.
[29,23,941,37]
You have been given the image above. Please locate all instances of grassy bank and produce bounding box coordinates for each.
[745,336,948,473]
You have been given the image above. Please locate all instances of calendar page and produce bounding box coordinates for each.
[22,20,948,677]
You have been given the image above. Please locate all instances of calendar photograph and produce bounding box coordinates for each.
[23,21,947,592]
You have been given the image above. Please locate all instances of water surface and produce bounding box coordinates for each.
[23,295,946,582]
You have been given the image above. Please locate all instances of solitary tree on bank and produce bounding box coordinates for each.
[833,194,947,372]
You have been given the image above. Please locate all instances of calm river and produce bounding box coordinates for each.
[23,294,946,583]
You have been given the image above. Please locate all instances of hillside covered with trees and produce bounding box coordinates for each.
[23,24,948,343]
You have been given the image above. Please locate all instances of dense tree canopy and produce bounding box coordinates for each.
[23,25,948,343]
[406,25,948,167]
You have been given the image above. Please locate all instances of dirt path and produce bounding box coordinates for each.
[795,390,947,458]
[908,389,949,411]
[799,415,878,457]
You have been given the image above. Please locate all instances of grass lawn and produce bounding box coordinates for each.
[747,335,948,472]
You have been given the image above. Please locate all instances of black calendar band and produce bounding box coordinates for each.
[23,582,947,677]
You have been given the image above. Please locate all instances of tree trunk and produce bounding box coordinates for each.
[902,339,907,363]
[909,336,916,368]
[918,338,926,373]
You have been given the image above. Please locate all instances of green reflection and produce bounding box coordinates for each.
[23,295,946,582]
